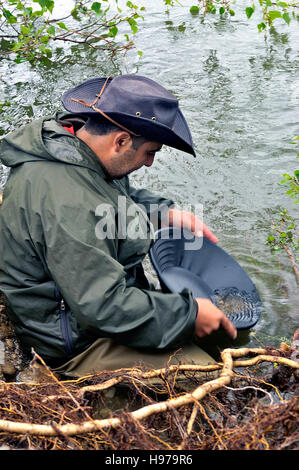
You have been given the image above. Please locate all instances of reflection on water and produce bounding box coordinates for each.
[0,0,298,347]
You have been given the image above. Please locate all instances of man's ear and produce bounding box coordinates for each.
[114,132,132,152]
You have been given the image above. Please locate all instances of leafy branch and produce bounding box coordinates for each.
[280,137,299,205]
[190,0,299,32]
[267,209,299,284]
[245,0,299,33]
[0,0,145,64]
[266,137,299,286]
[190,0,235,17]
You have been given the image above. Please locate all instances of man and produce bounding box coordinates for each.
[0,75,236,377]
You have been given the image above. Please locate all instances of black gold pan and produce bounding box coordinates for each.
[150,227,262,330]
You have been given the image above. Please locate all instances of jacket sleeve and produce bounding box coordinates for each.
[36,169,197,351]
[127,179,175,231]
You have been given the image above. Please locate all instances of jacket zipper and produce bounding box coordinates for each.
[55,285,74,357]
[59,298,74,356]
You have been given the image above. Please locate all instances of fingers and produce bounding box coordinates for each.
[182,212,219,244]
[194,222,218,244]
[168,210,219,244]
[201,224,219,244]
[220,315,237,340]
[195,298,237,340]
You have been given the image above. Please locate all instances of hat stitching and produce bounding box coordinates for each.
[70,76,141,137]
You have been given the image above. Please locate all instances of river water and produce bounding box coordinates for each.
[0,0,298,350]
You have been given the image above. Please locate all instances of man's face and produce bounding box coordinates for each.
[104,139,163,179]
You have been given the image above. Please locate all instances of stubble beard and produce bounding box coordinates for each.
[104,148,140,180]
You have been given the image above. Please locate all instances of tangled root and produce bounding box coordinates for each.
[0,343,298,450]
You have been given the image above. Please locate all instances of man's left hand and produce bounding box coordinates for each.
[165,208,218,244]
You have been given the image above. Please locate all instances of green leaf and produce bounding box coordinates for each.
[137,50,143,56]
[257,22,266,31]
[21,25,30,35]
[268,10,282,21]
[11,41,24,51]
[190,5,199,14]
[294,170,299,181]
[91,2,102,15]
[47,0,54,13]
[35,0,55,13]
[40,35,50,43]
[57,22,68,30]
[207,4,216,14]
[126,1,138,9]
[71,8,81,21]
[246,7,255,19]
[128,18,138,34]
[219,7,225,15]
[282,12,291,25]
[109,25,118,37]
[23,7,33,17]
[47,25,55,35]
[3,9,17,24]
[229,9,235,16]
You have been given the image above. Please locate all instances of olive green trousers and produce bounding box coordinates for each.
[53,337,217,379]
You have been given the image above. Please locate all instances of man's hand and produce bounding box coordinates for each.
[195,298,237,339]
[165,208,218,244]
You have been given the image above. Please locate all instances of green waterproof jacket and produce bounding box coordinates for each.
[0,113,197,365]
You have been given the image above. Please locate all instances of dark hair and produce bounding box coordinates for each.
[84,117,147,150]
[84,117,119,135]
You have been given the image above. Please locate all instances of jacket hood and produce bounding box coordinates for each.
[0,112,107,177]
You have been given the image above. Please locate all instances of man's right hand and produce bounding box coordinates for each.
[195,298,237,339]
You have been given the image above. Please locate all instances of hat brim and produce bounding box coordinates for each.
[61,77,196,157]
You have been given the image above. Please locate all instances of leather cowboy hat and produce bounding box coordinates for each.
[61,74,196,157]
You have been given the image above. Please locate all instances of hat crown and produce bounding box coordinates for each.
[99,75,178,127]
[61,74,196,156]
